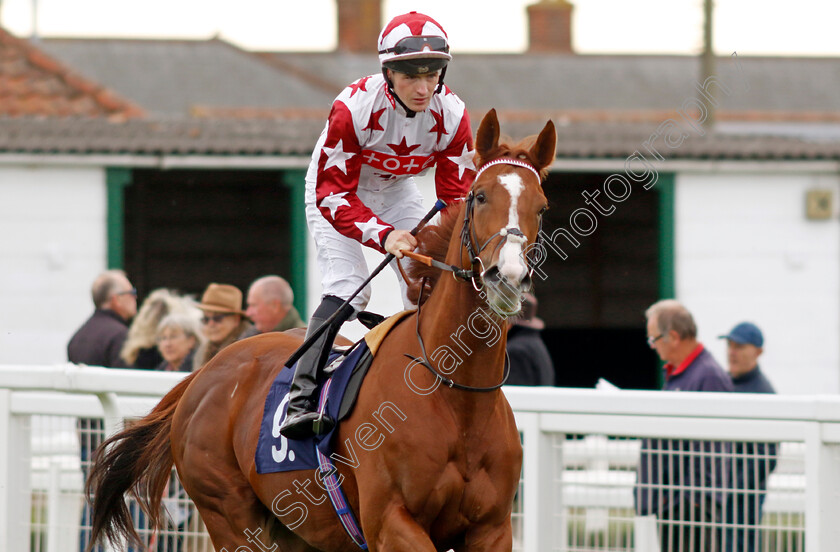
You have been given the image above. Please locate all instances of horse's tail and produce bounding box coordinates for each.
[84,371,198,551]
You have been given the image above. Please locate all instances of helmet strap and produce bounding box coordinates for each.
[382,68,417,118]
[382,67,448,117]
[435,65,448,94]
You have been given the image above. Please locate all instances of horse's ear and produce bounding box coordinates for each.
[531,119,557,172]
[475,108,500,159]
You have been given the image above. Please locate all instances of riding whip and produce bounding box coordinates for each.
[284,199,447,368]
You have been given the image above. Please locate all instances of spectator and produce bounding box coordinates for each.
[505,292,554,386]
[635,299,733,552]
[121,288,196,369]
[244,275,306,334]
[67,269,137,368]
[155,313,202,372]
[719,322,778,552]
[68,269,139,551]
[192,283,254,371]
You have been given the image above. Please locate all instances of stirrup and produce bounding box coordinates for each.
[357,310,386,330]
[280,410,335,440]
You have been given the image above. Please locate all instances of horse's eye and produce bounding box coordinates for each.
[539,205,548,216]
[475,192,487,204]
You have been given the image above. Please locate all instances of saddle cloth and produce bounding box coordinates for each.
[254,310,413,474]
[255,342,369,473]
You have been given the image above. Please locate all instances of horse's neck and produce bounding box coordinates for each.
[418,252,508,393]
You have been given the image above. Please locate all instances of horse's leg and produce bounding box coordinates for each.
[364,504,438,552]
[186,474,319,552]
[181,461,273,550]
[455,522,513,552]
[178,444,318,552]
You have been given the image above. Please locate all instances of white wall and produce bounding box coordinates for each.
[676,170,840,395]
[0,166,108,364]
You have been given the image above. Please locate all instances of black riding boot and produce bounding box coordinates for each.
[279,296,353,440]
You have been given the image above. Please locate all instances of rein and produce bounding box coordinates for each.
[403,278,510,393]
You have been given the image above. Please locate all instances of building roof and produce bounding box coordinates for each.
[2,116,839,162]
[3,33,839,162]
[0,28,143,119]
[35,36,840,124]
[39,37,337,118]
[266,51,840,123]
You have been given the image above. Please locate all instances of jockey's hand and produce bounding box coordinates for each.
[384,229,417,258]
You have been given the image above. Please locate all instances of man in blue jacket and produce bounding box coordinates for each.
[635,299,733,552]
[719,321,777,552]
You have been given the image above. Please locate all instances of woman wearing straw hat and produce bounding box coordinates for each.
[192,283,254,371]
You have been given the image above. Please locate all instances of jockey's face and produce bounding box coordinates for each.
[388,69,440,112]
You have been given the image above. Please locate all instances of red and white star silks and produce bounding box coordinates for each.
[310,73,475,253]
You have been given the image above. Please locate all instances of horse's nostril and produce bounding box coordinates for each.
[482,266,501,283]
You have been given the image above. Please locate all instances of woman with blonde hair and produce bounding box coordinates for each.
[120,288,197,369]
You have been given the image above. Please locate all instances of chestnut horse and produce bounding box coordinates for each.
[86,109,556,552]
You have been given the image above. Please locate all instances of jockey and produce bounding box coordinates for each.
[279,11,476,440]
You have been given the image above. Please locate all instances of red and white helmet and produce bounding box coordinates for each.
[377,11,451,75]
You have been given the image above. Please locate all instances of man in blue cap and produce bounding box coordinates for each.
[719,321,778,552]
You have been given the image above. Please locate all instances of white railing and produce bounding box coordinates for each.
[2,365,840,552]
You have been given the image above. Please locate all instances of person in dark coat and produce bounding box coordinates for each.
[505,292,555,386]
[67,269,139,552]
[635,299,734,552]
[67,269,137,368]
[719,322,778,552]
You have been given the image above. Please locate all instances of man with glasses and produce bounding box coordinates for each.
[280,11,476,439]
[635,299,733,552]
[67,269,139,551]
[68,269,137,368]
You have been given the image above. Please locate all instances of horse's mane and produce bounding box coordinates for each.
[405,133,544,305]
[405,204,461,305]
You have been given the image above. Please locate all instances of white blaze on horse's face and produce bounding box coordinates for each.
[496,172,528,284]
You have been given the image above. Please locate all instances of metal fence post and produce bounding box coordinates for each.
[0,389,32,551]
[804,418,840,552]
[518,412,560,552]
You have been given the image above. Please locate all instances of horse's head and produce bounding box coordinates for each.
[465,109,556,317]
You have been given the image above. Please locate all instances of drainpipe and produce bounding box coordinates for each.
[700,0,715,129]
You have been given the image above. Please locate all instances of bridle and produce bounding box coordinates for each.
[461,158,541,291]
[413,157,545,290]
[401,157,544,393]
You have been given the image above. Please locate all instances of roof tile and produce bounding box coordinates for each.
[0,27,144,119]
[1,117,839,162]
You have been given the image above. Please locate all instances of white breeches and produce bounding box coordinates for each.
[304,177,426,312]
